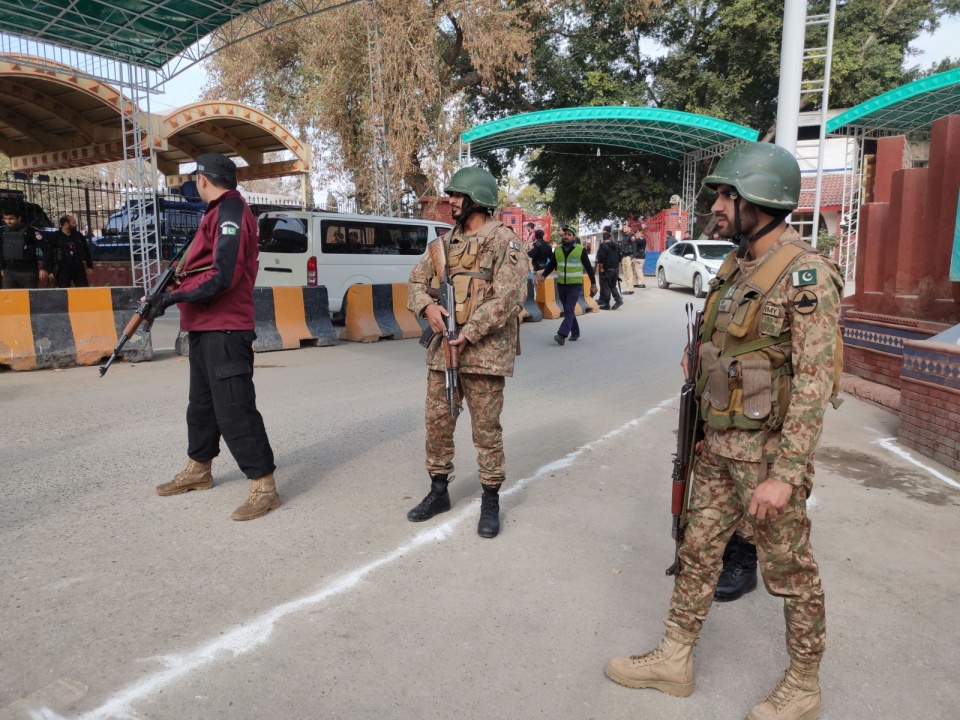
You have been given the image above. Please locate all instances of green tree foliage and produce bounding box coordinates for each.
[466,0,959,222]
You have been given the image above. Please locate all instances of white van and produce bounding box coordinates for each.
[255,211,452,316]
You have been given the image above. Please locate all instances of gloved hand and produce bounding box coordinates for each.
[144,292,176,324]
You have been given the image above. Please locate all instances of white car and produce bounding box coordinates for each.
[656,240,736,298]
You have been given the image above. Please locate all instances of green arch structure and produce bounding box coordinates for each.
[827,67,960,135]
[461,106,759,160]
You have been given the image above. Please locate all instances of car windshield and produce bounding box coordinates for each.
[697,243,735,260]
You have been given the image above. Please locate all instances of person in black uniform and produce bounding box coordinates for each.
[526,228,552,273]
[595,230,623,310]
[48,215,93,288]
[143,153,280,521]
[1,205,49,289]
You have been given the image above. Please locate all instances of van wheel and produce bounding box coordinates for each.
[657,267,668,289]
[693,274,705,298]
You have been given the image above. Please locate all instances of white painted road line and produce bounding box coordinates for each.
[875,437,960,490]
[32,401,671,720]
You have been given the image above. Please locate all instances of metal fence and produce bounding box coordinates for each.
[1,172,431,262]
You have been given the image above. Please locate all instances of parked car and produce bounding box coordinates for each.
[656,239,736,297]
[0,188,58,246]
[90,197,207,261]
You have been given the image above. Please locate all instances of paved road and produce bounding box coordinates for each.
[2,286,958,720]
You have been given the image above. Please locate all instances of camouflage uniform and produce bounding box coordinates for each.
[407,218,528,489]
[669,227,842,665]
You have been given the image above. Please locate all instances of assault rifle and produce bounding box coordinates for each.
[418,237,462,416]
[99,241,191,378]
[666,302,704,576]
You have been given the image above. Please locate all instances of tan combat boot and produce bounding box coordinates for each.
[747,660,821,720]
[605,620,698,696]
[156,459,214,496]
[231,474,281,521]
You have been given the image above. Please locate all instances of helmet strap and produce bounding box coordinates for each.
[455,195,488,229]
[732,198,788,259]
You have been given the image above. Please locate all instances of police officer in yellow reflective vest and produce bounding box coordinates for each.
[535,225,597,345]
[606,142,843,720]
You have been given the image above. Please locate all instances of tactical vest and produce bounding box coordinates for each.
[2,226,28,262]
[440,221,502,326]
[555,244,584,284]
[695,239,843,432]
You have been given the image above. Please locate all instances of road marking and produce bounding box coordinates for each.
[874,437,960,490]
[32,400,671,720]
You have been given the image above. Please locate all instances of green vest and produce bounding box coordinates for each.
[555,244,584,284]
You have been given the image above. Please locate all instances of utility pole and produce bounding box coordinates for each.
[775,0,807,156]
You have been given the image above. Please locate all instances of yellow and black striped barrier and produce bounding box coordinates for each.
[341,283,427,343]
[176,286,339,355]
[0,287,151,371]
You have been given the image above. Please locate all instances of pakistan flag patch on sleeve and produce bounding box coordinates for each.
[791,268,817,287]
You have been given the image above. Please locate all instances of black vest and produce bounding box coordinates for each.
[2,226,40,271]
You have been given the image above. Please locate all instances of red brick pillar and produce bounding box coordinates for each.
[924,115,960,302]
[891,168,928,298]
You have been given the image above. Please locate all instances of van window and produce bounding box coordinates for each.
[320,220,429,255]
[381,223,429,255]
[321,222,378,254]
[259,216,309,253]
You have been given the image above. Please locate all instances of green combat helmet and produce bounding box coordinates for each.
[444,167,499,209]
[702,142,801,256]
[702,142,800,210]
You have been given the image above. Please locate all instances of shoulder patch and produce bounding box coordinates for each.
[508,240,522,251]
[793,289,819,314]
[220,220,239,236]
[792,268,817,287]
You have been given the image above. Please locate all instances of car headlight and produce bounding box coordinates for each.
[706,265,717,275]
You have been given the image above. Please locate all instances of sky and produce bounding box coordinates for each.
[153,16,960,113]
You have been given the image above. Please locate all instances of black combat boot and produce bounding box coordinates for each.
[407,474,451,522]
[477,486,500,538]
[714,534,758,602]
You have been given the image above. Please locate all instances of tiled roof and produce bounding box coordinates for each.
[798,173,852,210]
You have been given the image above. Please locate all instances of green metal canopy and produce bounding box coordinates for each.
[827,67,960,135]
[0,0,267,68]
[0,0,359,72]
[461,106,759,160]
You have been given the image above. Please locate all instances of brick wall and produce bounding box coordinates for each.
[88,262,133,287]
[842,310,952,389]
[844,345,904,389]
[899,340,960,472]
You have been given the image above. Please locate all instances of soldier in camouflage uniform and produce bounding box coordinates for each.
[406,167,528,538]
[606,143,842,720]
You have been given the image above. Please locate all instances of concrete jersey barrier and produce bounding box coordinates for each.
[176,286,338,355]
[341,283,427,343]
[0,287,151,371]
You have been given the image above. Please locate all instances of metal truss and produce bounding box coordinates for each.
[161,0,366,83]
[803,0,837,247]
[119,65,162,291]
[0,33,156,90]
[681,153,697,236]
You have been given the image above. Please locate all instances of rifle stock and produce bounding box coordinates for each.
[666,303,704,576]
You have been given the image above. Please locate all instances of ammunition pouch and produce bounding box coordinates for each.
[699,339,792,431]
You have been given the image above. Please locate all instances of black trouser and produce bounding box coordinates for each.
[2,269,39,288]
[187,330,275,479]
[56,264,89,287]
[598,269,622,305]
